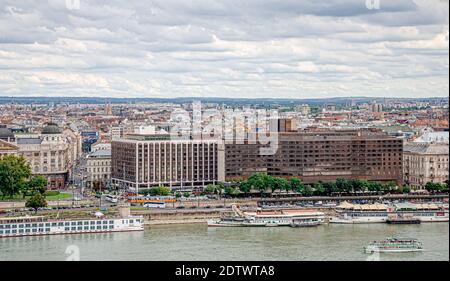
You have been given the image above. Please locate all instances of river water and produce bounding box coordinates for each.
[0,223,448,261]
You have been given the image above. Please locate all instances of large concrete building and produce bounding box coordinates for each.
[221,129,404,185]
[111,134,219,192]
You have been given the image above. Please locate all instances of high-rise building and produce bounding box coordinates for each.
[111,134,219,192]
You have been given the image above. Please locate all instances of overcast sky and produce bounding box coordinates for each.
[0,0,448,99]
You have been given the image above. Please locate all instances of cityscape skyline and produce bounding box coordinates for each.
[0,0,448,99]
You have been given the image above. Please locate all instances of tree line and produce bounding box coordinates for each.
[201,173,449,197]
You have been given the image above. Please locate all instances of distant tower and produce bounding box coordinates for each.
[105,102,113,115]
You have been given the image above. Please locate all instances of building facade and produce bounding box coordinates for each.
[403,142,449,188]
[15,123,80,190]
[112,135,219,192]
[221,129,404,185]
[86,149,112,190]
[0,139,18,157]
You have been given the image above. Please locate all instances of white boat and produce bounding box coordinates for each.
[364,237,423,253]
[0,206,144,238]
[0,215,144,238]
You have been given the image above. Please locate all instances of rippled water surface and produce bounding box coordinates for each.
[0,223,448,261]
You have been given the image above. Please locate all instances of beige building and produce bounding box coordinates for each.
[0,139,18,157]
[86,149,112,189]
[15,123,81,190]
[403,142,449,188]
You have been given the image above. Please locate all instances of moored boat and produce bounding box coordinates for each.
[0,205,144,238]
[208,205,325,227]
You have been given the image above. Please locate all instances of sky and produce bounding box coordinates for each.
[0,0,448,99]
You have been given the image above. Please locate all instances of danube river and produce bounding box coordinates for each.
[0,223,448,261]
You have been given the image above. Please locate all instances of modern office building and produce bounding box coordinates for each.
[111,134,219,192]
[221,129,404,185]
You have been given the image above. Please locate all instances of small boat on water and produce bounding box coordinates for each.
[364,237,423,253]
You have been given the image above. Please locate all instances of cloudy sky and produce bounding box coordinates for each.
[0,0,448,99]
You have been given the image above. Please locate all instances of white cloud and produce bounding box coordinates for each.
[0,0,448,99]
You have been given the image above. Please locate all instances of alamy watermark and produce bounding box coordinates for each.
[65,0,81,10]
[65,245,80,261]
[365,0,381,10]
[170,101,280,156]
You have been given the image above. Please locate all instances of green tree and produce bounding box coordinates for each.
[368,182,382,193]
[224,187,238,196]
[359,180,370,192]
[239,181,251,195]
[0,155,31,199]
[313,182,325,196]
[335,178,352,193]
[290,178,304,194]
[274,177,289,193]
[303,185,314,196]
[349,179,364,193]
[323,182,337,196]
[247,173,271,194]
[25,193,47,214]
[21,176,47,198]
[203,184,216,195]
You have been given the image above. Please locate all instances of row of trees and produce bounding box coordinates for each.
[219,173,416,197]
[425,182,449,193]
[139,186,172,196]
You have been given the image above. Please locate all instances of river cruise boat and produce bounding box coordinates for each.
[364,237,423,253]
[329,202,449,224]
[208,205,325,227]
[0,206,144,238]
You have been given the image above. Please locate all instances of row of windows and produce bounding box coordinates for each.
[0,220,115,229]
[0,225,115,235]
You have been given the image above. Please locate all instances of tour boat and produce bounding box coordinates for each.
[364,237,423,253]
